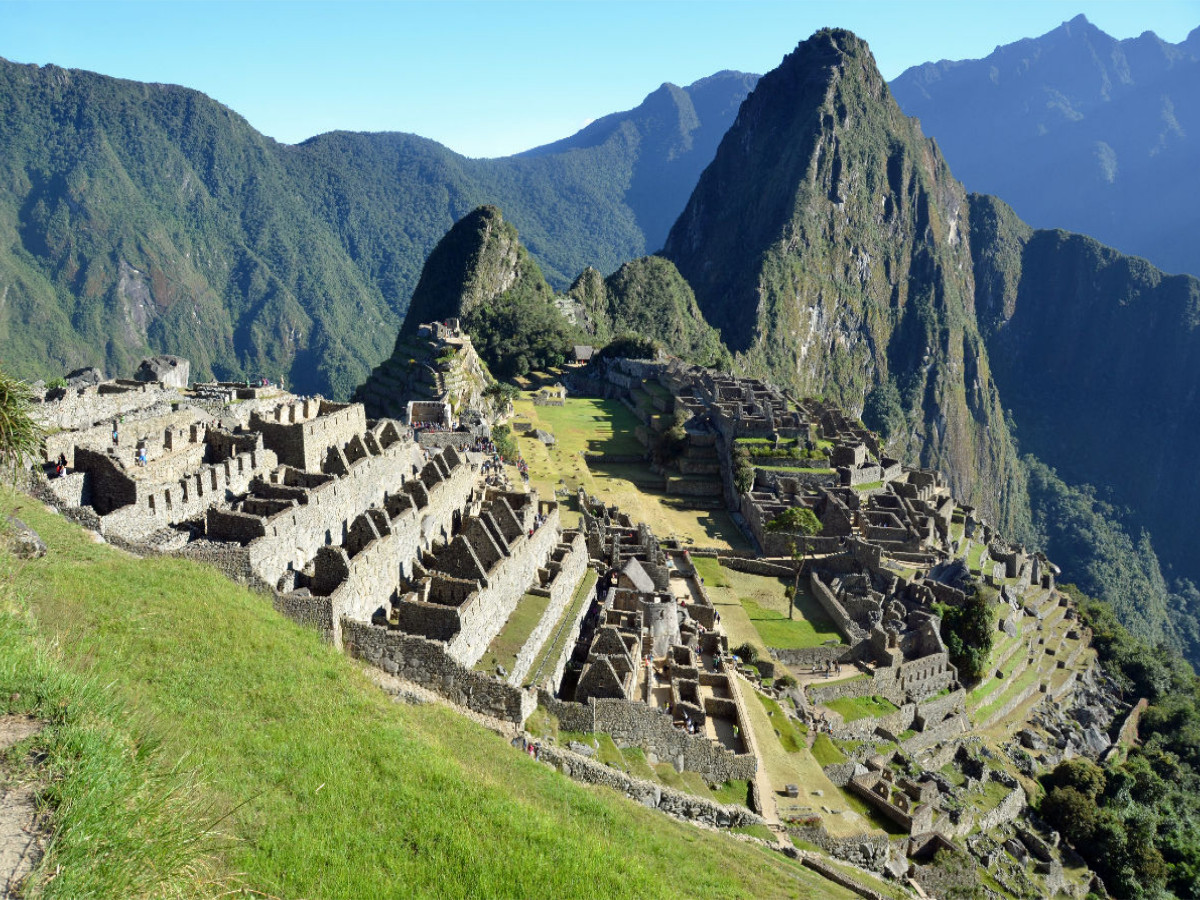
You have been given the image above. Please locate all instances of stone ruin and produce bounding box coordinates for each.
[524,492,758,785]
[28,359,594,729]
[355,319,491,432]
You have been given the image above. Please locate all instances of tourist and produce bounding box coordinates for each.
[112,422,119,446]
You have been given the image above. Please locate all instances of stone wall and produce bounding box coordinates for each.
[538,572,600,693]
[82,446,278,541]
[235,438,436,590]
[772,645,854,668]
[810,572,868,644]
[445,505,562,666]
[831,703,917,742]
[508,532,589,685]
[786,826,890,872]
[32,381,181,432]
[537,692,597,734]
[914,688,966,729]
[592,698,757,783]
[251,400,367,471]
[534,742,764,829]
[417,431,475,450]
[343,619,536,724]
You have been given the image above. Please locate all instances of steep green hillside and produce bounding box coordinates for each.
[0,59,397,399]
[0,58,753,397]
[663,29,1027,534]
[2,494,846,898]
[572,256,729,368]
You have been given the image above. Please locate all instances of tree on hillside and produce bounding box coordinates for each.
[766,506,821,620]
[0,366,43,477]
[934,588,994,682]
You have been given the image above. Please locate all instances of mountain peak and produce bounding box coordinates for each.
[663,28,1023,528]
[400,205,542,335]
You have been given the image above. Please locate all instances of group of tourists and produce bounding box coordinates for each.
[516,736,542,761]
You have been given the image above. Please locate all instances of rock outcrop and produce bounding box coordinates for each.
[134,355,190,388]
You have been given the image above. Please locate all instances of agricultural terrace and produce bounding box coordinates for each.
[507,393,749,551]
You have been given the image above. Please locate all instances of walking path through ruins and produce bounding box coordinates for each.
[0,717,45,899]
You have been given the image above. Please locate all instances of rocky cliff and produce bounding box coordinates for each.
[663,29,1027,532]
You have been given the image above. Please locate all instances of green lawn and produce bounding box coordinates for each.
[824,695,899,722]
[741,596,841,650]
[2,493,851,899]
[534,397,644,457]
[691,556,730,588]
[757,692,807,753]
[475,591,551,675]
[966,541,987,574]
[811,733,845,767]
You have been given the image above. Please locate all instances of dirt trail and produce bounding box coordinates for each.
[0,716,45,899]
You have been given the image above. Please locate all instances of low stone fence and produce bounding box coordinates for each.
[343,619,536,725]
[914,688,966,728]
[719,556,796,578]
[665,476,721,497]
[831,703,917,742]
[799,856,891,900]
[787,824,890,870]
[772,645,853,668]
[810,572,868,644]
[820,762,862,788]
[808,673,881,706]
[537,691,597,734]
[593,698,757,783]
[534,742,764,829]
[900,711,969,754]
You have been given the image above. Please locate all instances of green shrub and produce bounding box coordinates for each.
[732,642,759,664]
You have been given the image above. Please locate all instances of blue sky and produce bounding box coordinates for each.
[1,1,1197,157]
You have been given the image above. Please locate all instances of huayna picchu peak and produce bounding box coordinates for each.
[664,28,1026,537]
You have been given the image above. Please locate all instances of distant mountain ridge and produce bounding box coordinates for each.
[0,58,754,396]
[891,14,1200,278]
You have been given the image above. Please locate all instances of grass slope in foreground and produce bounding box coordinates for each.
[2,494,854,899]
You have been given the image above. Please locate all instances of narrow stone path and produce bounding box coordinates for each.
[0,716,45,899]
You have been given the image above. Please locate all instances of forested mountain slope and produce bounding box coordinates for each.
[662,29,1028,536]
[0,58,753,396]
